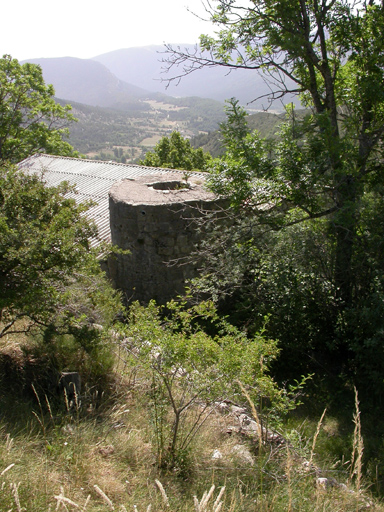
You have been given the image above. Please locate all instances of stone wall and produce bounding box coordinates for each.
[108,173,222,304]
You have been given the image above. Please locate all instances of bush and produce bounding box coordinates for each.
[120,299,301,470]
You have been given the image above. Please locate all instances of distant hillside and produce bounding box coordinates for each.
[65,101,306,163]
[24,57,161,108]
[57,95,226,163]
[25,49,299,112]
[191,111,285,157]
[92,46,293,110]
[21,53,300,163]
[20,55,228,162]
[23,56,227,132]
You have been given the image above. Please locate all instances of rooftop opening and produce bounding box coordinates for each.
[148,180,190,191]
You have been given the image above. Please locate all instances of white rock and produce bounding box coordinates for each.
[316,477,337,489]
[212,449,223,459]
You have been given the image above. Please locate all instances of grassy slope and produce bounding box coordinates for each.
[0,333,380,512]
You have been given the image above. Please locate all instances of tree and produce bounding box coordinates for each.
[198,97,384,400]
[0,164,122,342]
[140,131,212,171]
[165,1,384,306]
[163,2,384,401]
[0,55,76,163]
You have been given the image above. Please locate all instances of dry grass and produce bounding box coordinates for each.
[0,342,382,512]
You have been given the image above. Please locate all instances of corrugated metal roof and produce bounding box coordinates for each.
[19,153,186,247]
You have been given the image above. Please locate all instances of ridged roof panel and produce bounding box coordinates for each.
[19,154,185,247]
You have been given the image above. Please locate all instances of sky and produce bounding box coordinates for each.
[2,0,217,61]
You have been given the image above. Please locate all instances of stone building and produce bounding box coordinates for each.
[108,173,218,303]
[19,154,220,304]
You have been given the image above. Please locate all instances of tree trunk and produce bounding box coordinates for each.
[333,175,357,307]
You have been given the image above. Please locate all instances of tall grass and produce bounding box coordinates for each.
[0,340,380,512]
[348,387,364,493]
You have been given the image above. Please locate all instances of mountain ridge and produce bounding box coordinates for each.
[21,50,295,163]
[24,46,290,110]
[92,45,276,107]
[23,56,164,108]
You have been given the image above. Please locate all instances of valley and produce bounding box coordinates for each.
[63,96,227,162]
[25,50,292,163]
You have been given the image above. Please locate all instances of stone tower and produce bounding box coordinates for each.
[109,173,220,304]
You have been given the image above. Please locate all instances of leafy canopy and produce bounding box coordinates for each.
[0,164,122,340]
[173,0,384,306]
[166,1,384,403]
[198,94,384,400]
[0,55,77,163]
[140,131,212,171]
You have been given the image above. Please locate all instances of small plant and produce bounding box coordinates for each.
[54,487,87,510]
[121,299,288,470]
[348,387,364,492]
[183,170,192,184]
[93,484,115,510]
[193,485,225,512]
[155,479,169,507]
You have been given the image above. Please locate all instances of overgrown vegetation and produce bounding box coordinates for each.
[2,0,384,508]
[0,300,380,512]
[121,300,291,470]
[190,110,289,158]
[170,0,384,411]
[0,164,121,343]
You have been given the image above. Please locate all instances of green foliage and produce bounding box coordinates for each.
[207,99,275,208]
[0,55,77,163]
[191,110,290,158]
[197,95,384,404]
[122,299,295,469]
[192,214,337,382]
[182,0,384,303]
[140,131,212,171]
[164,6,384,416]
[0,164,122,343]
[183,1,384,408]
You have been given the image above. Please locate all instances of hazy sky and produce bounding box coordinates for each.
[2,0,216,61]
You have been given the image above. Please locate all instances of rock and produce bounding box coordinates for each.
[230,405,248,416]
[231,444,255,465]
[98,445,115,457]
[212,449,223,459]
[316,477,338,490]
[61,424,75,435]
[317,477,331,489]
[120,337,135,348]
[215,401,229,413]
[91,323,104,332]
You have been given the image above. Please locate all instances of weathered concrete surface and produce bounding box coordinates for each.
[109,173,221,304]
